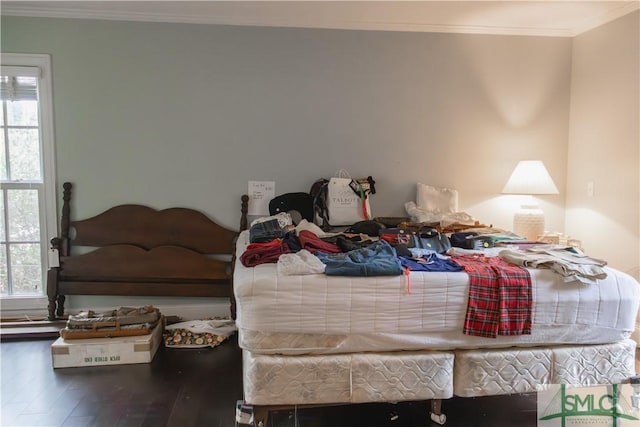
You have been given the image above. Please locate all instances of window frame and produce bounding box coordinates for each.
[1,53,57,315]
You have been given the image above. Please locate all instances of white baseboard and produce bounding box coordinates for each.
[0,307,50,320]
[68,301,232,320]
[2,298,232,321]
[154,301,232,320]
[1,296,49,319]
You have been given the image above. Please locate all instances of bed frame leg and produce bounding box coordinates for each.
[46,266,59,320]
[429,399,447,425]
[252,406,270,427]
[55,295,66,318]
[235,401,270,427]
[235,400,253,426]
[630,375,640,409]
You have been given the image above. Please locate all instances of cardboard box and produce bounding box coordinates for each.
[51,322,163,368]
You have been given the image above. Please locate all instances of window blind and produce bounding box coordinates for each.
[0,66,40,101]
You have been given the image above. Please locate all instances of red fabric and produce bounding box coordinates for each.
[453,255,532,338]
[297,230,341,254]
[240,239,290,267]
[245,238,285,251]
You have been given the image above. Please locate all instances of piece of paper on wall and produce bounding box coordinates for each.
[248,181,275,216]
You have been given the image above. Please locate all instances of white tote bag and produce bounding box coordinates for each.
[326,170,372,226]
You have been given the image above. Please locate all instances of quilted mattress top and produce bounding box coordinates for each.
[233,231,640,351]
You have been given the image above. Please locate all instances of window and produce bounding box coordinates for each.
[1,54,56,311]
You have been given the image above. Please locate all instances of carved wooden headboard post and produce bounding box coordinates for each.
[240,194,249,231]
[48,183,73,319]
[60,182,73,257]
[230,194,250,320]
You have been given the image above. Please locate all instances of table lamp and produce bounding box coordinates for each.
[502,160,559,240]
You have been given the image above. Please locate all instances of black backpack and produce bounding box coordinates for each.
[268,192,314,224]
[309,178,330,230]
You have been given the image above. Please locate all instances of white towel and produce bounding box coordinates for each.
[277,249,326,275]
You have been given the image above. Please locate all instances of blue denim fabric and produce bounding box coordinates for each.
[249,218,286,243]
[315,240,403,276]
[399,254,463,272]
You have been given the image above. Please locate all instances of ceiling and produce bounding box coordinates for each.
[2,1,639,37]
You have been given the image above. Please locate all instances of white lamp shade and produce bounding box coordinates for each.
[502,160,559,195]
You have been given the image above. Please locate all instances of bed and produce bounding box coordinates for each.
[232,196,640,426]
[46,183,245,321]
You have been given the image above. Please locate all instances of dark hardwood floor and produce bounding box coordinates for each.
[0,334,554,427]
[1,335,243,427]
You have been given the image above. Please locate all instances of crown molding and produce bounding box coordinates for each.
[0,5,576,37]
[572,1,639,35]
[1,2,638,38]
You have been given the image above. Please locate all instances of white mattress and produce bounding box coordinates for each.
[234,230,640,354]
[242,340,636,405]
[453,339,637,397]
[242,349,454,405]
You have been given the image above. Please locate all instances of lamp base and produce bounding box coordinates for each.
[513,205,545,241]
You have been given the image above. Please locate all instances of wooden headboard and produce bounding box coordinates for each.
[47,182,249,320]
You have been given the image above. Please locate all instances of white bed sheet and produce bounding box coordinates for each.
[234,230,640,354]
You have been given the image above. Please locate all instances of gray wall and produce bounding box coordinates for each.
[2,16,577,315]
[1,16,571,231]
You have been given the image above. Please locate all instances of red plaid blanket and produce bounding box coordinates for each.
[453,255,532,338]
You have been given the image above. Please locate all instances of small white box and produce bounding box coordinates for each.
[51,323,163,368]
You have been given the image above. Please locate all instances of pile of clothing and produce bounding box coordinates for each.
[241,213,607,284]
[240,212,610,339]
[163,318,237,348]
[241,214,410,277]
